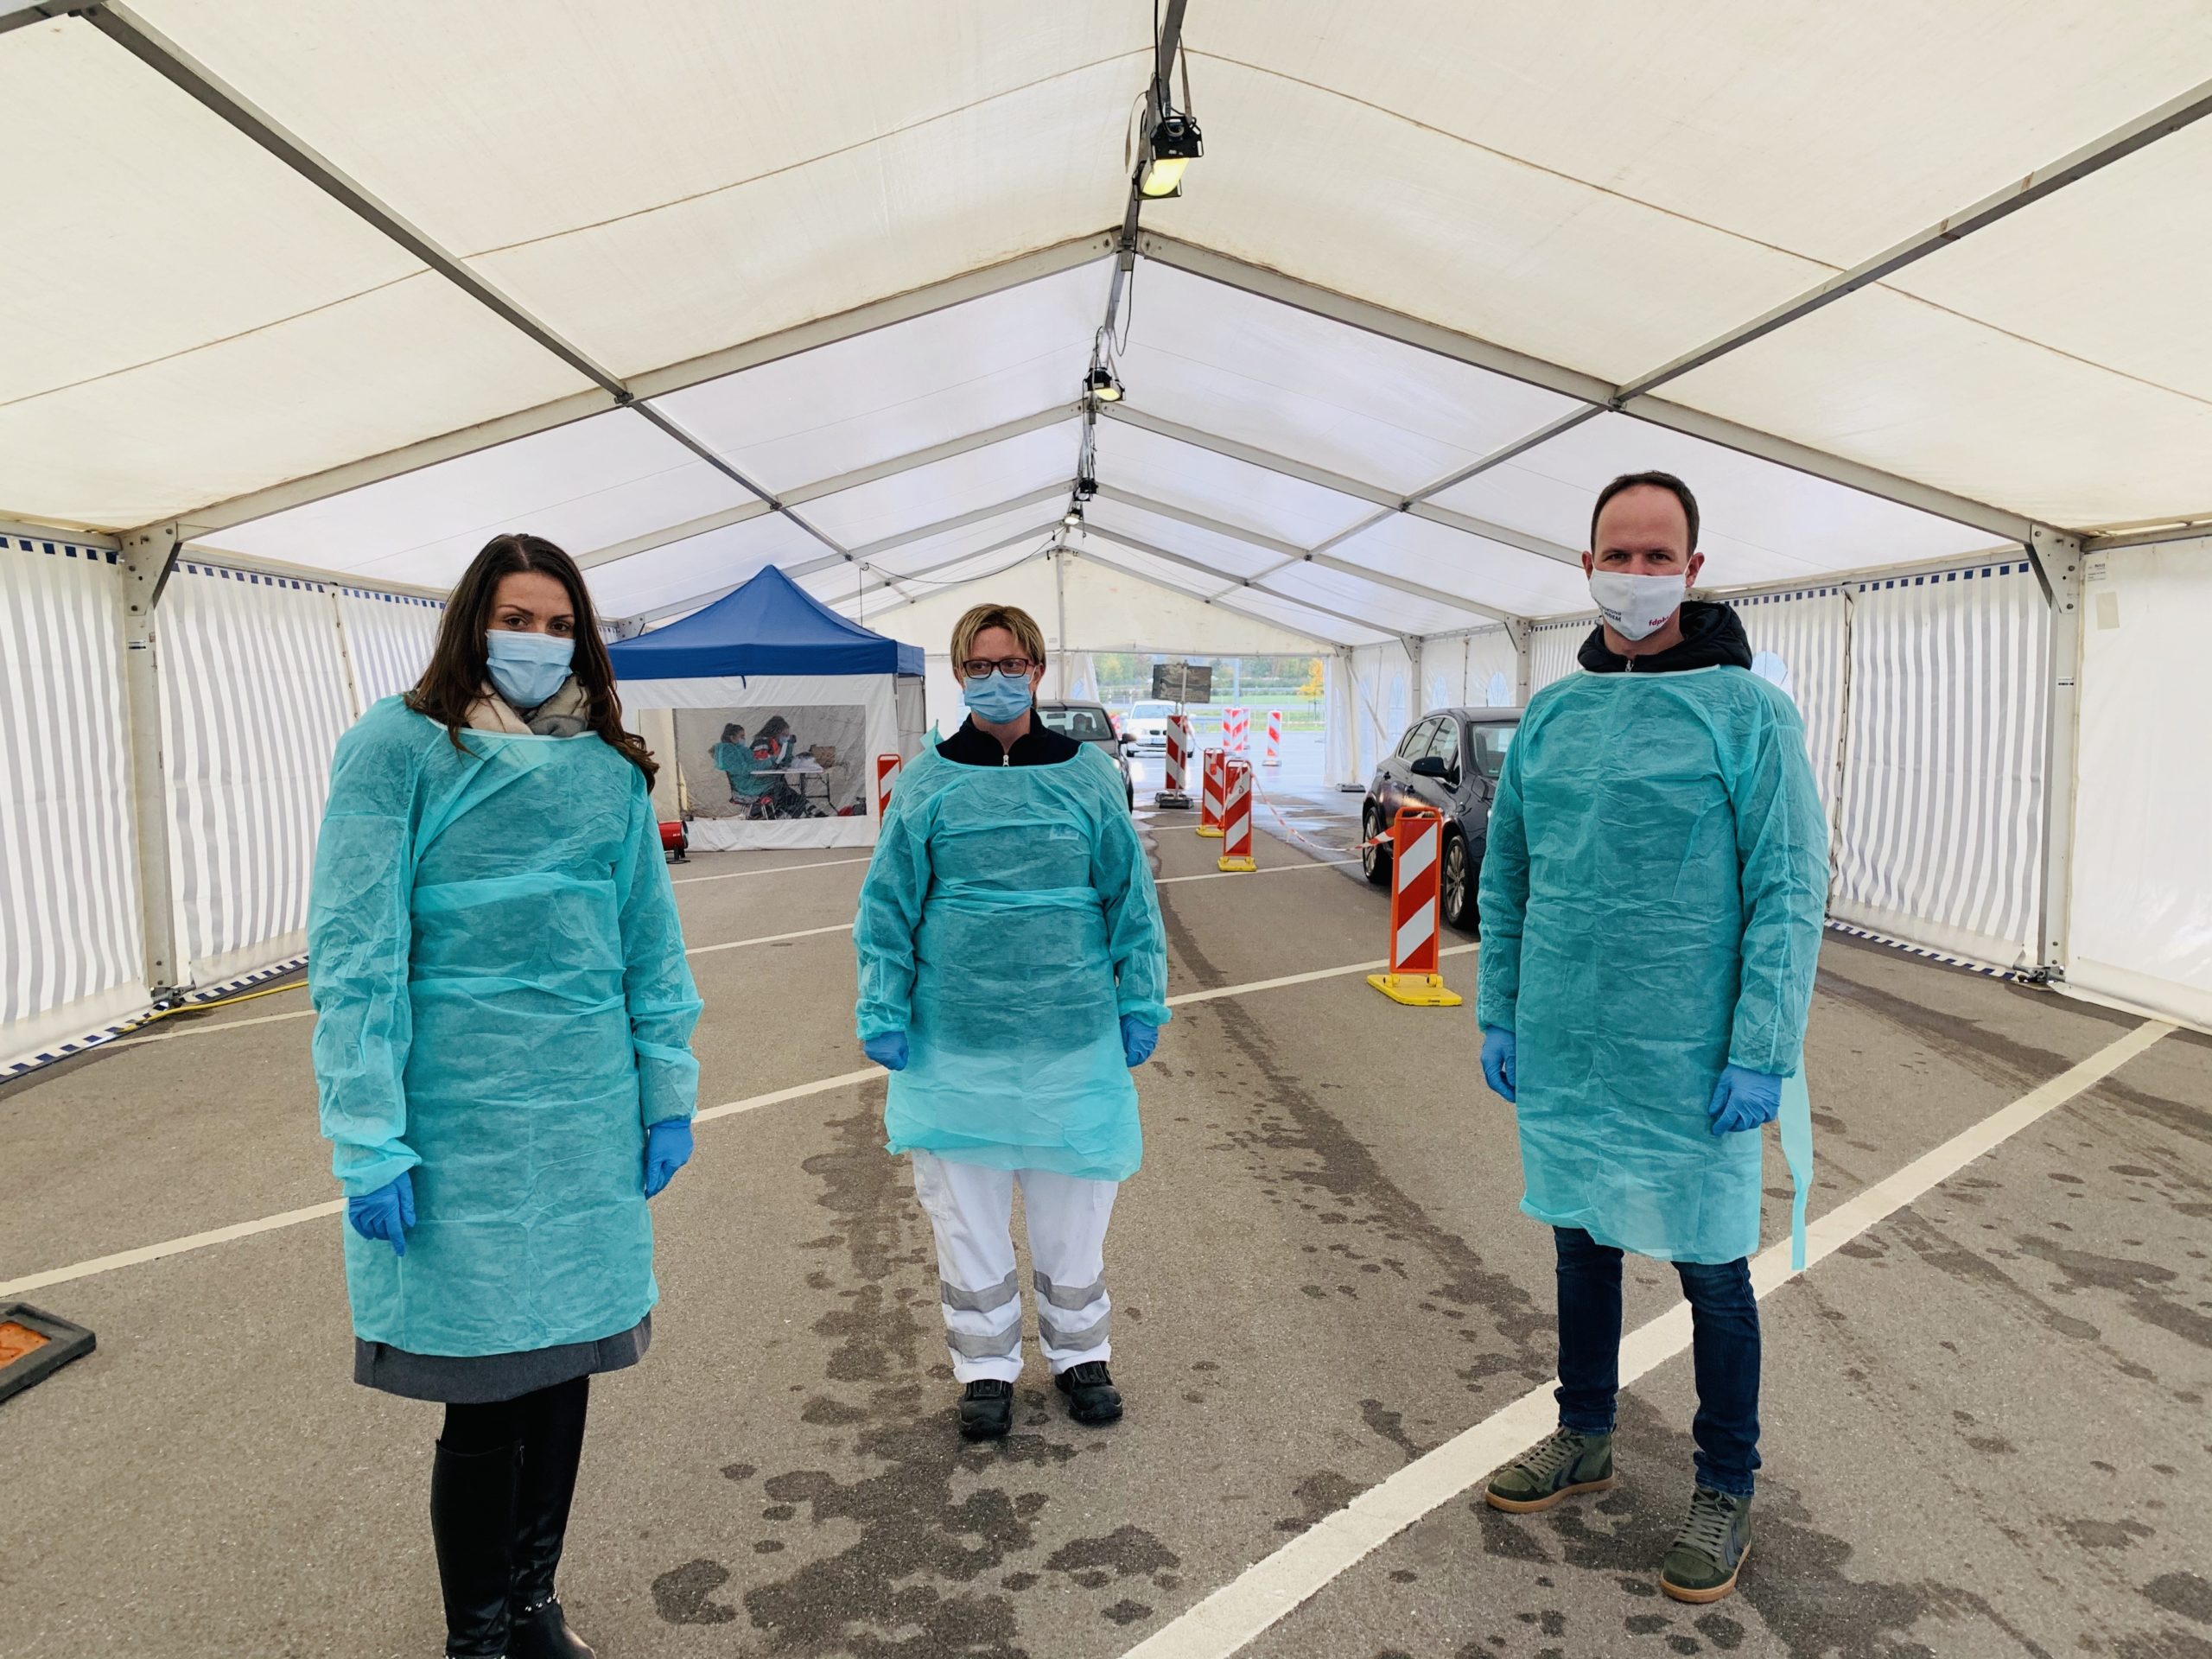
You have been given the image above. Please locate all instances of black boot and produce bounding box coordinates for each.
[508,1382,594,1659]
[958,1379,1014,1441]
[429,1440,519,1659]
[1054,1360,1123,1425]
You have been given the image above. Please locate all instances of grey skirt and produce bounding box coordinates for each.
[353,1313,652,1404]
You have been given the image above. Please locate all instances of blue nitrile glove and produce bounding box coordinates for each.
[863,1031,909,1071]
[1480,1027,1517,1103]
[1120,1015,1160,1068]
[347,1169,415,1257]
[643,1119,694,1198]
[1707,1065,1784,1137]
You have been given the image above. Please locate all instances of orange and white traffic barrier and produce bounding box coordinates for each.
[1263,709,1283,767]
[1217,759,1256,873]
[874,753,902,817]
[1223,705,1249,755]
[1155,715,1193,808]
[1366,805,1463,1007]
[1198,747,1227,837]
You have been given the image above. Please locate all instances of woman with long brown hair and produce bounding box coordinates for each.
[308,533,701,1659]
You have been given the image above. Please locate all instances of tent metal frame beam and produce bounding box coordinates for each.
[0,1,99,39]
[76,2,852,559]
[1092,485,1523,626]
[1616,74,2212,402]
[1084,524,1418,646]
[1065,549,1354,652]
[832,524,1063,609]
[575,405,1076,573]
[1097,404,1584,567]
[1137,233,2041,545]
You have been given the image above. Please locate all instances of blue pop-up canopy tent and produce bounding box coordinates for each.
[606,563,924,679]
[609,566,926,851]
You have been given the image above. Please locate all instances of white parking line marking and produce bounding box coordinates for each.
[671,855,872,886]
[0,944,1475,1299]
[1112,1017,2174,1659]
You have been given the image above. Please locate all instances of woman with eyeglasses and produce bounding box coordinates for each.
[853,603,1169,1441]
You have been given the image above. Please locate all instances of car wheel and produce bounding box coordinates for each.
[1440,833,1478,932]
[1362,804,1392,887]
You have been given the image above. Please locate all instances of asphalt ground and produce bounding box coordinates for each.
[2,806,2207,1659]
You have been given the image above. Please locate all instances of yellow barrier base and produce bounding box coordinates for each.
[1217,855,1257,873]
[1366,972,1465,1007]
[1197,825,1225,838]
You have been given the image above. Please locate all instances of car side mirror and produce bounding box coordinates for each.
[1409,755,1448,779]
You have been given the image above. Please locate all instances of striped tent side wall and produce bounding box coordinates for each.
[0,537,147,1067]
[1527,618,1591,694]
[1461,625,1519,707]
[1830,563,2048,970]
[334,587,445,709]
[161,563,359,987]
[1726,586,1849,828]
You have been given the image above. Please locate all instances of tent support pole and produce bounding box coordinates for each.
[2026,526,2083,983]
[1052,548,1071,699]
[1507,619,1533,705]
[119,524,182,1001]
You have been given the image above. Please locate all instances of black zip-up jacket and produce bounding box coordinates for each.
[937,715,1082,766]
[1577,600,1753,675]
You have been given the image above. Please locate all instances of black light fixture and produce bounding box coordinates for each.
[1075,470,1098,501]
[1084,363,1124,402]
[1138,110,1203,199]
[1062,503,1084,530]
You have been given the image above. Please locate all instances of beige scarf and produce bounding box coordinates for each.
[464,677,594,738]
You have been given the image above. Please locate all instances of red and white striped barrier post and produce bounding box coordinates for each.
[1155,715,1193,809]
[1217,759,1256,873]
[1366,806,1463,1007]
[1198,747,1227,837]
[1263,709,1283,767]
[874,753,901,817]
[1224,706,1249,755]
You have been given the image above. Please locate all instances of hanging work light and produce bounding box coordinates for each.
[1084,364,1124,403]
[1063,503,1084,529]
[1075,471,1098,501]
[1138,111,1203,199]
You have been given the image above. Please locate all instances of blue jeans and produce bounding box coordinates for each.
[1551,1227,1761,1497]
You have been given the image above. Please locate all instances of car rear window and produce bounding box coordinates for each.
[1040,706,1116,741]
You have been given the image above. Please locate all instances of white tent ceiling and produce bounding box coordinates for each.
[5,1,2209,649]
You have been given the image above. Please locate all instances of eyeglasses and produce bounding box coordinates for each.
[960,658,1035,678]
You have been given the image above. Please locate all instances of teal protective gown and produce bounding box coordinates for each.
[1475,667,1827,1266]
[853,743,1170,1181]
[309,697,702,1355]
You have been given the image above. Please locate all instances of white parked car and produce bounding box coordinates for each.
[1121,699,1175,753]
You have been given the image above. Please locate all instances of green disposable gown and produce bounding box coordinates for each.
[1476,666,1827,1266]
[308,697,702,1355]
[853,743,1170,1181]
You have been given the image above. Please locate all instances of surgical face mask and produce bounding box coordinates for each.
[485,630,575,709]
[962,670,1033,723]
[1588,570,1687,642]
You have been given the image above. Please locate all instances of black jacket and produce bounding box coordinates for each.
[1578,600,1753,675]
[937,715,1081,767]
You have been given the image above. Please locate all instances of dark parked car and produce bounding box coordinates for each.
[1363,706,1522,931]
[1037,700,1137,809]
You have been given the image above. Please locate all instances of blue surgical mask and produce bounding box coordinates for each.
[485,630,575,709]
[962,670,1033,723]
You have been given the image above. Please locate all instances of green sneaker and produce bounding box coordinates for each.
[1484,1427,1615,1513]
[1660,1485,1752,1603]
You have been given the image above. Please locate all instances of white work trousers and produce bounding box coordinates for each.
[910,1149,1118,1384]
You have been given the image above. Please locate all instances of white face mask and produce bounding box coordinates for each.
[1588,571,1687,642]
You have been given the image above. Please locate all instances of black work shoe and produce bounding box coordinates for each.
[1484,1427,1615,1513]
[1661,1485,1752,1604]
[1054,1361,1123,1425]
[510,1595,594,1659]
[958,1379,1014,1441]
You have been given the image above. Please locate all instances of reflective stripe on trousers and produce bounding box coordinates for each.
[910,1149,1118,1383]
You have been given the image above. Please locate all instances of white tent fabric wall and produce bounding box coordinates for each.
[160,563,359,986]
[333,588,444,706]
[2069,540,2212,1027]
[1345,640,1415,782]
[1828,563,2048,970]
[1462,626,1520,708]
[1,537,146,1070]
[1528,620,1591,694]
[1725,588,1850,826]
